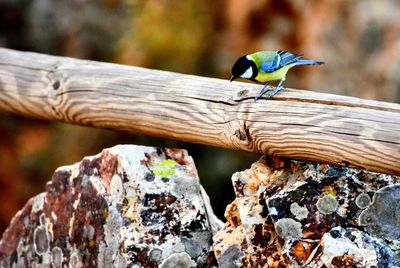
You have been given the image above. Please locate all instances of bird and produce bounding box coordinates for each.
[230,50,324,101]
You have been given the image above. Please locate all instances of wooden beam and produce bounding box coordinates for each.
[0,48,399,175]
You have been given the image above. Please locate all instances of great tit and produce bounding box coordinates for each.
[231,50,324,100]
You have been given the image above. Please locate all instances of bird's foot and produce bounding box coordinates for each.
[254,84,272,102]
[267,86,283,99]
[266,77,286,99]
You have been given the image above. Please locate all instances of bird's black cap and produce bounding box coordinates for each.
[231,55,257,82]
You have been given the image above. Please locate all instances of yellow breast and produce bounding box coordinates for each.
[254,64,294,83]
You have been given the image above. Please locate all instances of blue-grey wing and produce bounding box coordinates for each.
[260,51,303,72]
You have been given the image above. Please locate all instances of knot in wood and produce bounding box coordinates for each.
[233,120,253,145]
[236,89,249,98]
[52,80,60,90]
[234,129,247,141]
[47,63,63,94]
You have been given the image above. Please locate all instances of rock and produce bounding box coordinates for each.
[308,227,399,267]
[0,145,222,267]
[359,184,400,240]
[2,147,399,268]
[213,156,400,267]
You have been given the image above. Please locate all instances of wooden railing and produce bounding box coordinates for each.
[0,48,399,175]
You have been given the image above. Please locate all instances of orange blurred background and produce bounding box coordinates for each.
[0,0,399,234]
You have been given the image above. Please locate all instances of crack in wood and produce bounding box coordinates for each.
[233,96,400,113]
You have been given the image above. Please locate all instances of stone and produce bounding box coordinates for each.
[213,156,400,267]
[0,145,223,267]
[316,194,339,215]
[308,227,399,267]
[359,184,400,240]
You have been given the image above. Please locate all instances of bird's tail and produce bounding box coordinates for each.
[295,59,324,66]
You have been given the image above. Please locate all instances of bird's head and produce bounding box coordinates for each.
[231,55,257,82]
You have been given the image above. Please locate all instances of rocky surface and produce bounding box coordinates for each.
[213,156,400,268]
[0,145,222,267]
[1,146,399,268]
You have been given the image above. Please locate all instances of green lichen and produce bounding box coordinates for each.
[359,184,400,240]
[156,159,177,168]
[388,240,400,258]
[290,203,309,221]
[274,218,303,240]
[325,186,337,198]
[355,193,371,209]
[152,159,178,177]
[316,195,338,215]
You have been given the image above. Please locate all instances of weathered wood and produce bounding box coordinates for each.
[0,48,399,175]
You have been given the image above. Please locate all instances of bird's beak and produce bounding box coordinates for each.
[230,76,236,82]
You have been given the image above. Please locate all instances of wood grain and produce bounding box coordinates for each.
[0,48,399,175]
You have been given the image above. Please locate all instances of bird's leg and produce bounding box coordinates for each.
[254,83,271,101]
[268,77,286,98]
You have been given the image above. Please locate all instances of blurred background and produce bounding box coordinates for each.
[0,0,399,234]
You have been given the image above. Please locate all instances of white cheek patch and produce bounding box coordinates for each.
[240,67,253,79]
